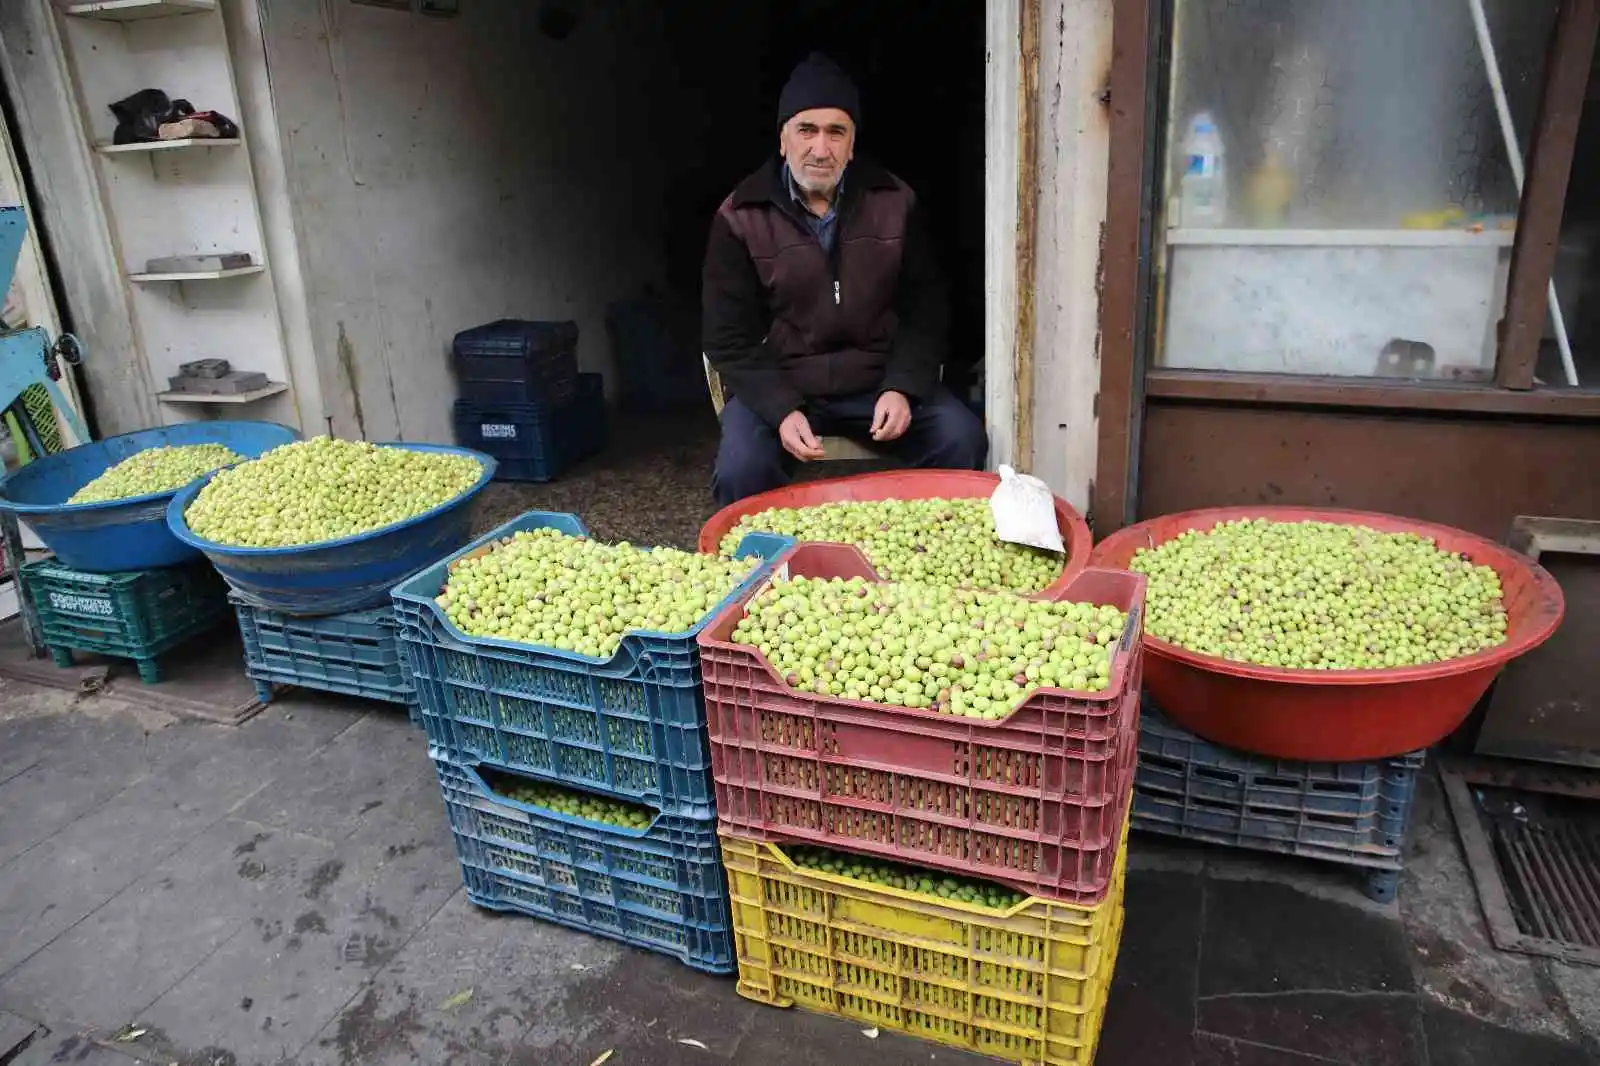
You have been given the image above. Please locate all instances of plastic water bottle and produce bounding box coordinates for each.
[1180,112,1227,227]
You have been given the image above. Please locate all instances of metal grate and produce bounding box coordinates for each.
[1493,819,1600,949]
[1443,761,1600,967]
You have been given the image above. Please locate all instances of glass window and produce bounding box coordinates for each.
[1154,0,1557,378]
[1544,49,1600,391]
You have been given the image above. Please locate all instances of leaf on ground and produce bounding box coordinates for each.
[438,988,474,1011]
[588,1051,614,1066]
[115,1028,147,1042]
[861,1027,880,1039]
[678,1038,709,1050]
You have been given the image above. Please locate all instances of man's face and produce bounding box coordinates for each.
[781,108,854,197]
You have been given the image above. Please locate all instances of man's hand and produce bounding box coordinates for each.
[871,390,912,442]
[779,410,826,462]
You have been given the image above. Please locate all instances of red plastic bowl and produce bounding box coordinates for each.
[1090,506,1566,762]
[696,469,1094,595]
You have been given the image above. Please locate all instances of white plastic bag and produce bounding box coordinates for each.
[989,465,1065,554]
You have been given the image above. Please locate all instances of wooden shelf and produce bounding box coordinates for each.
[128,264,264,283]
[64,0,215,21]
[1166,227,1516,249]
[99,138,240,155]
[156,381,288,405]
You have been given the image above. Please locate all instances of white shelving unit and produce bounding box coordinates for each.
[64,1,215,23]
[97,136,240,154]
[128,265,264,283]
[53,0,293,425]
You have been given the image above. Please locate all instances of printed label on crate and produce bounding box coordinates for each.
[479,423,519,440]
[47,592,115,617]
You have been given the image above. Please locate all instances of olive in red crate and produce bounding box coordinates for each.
[717,497,1064,592]
[731,574,1128,717]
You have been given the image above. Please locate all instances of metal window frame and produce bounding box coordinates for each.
[1095,0,1600,536]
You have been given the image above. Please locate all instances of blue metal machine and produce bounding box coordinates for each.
[0,204,88,652]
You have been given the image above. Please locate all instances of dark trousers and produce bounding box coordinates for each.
[712,386,989,507]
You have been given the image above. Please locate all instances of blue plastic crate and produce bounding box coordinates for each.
[392,511,789,819]
[1133,699,1424,903]
[453,319,579,406]
[434,755,733,974]
[452,373,607,483]
[232,593,416,716]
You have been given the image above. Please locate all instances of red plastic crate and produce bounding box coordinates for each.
[697,543,1146,904]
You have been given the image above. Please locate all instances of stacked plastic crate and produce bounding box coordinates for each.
[23,556,230,683]
[449,321,608,483]
[696,544,1148,1066]
[1132,699,1424,902]
[232,594,419,721]
[390,511,788,973]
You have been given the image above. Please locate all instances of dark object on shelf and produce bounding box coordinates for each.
[452,373,606,483]
[110,89,236,145]
[178,358,231,379]
[166,370,269,395]
[452,319,579,405]
[1133,698,1423,903]
[144,253,254,274]
[22,556,230,684]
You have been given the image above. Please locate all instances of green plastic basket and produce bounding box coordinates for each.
[22,557,231,682]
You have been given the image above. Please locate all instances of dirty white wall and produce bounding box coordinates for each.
[0,0,155,437]
[259,0,681,443]
[1030,0,1113,514]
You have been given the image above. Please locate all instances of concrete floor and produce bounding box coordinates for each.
[0,679,1596,1066]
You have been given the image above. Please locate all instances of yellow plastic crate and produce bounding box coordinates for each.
[721,822,1128,1066]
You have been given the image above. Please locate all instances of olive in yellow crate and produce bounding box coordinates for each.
[718,497,1063,592]
[1128,518,1508,670]
[437,527,758,658]
[68,443,244,504]
[789,844,1028,910]
[730,574,1127,718]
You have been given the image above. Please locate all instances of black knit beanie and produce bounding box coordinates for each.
[777,52,860,130]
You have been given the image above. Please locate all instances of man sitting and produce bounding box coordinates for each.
[702,52,988,507]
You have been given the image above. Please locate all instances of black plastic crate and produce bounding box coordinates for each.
[453,319,578,405]
[452,373,606,483]
[1133,699,1423,902]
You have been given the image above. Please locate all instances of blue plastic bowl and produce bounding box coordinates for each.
[166,442,498,615]
[0,421,301,572]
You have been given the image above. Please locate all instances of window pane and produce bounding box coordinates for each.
[1543,49,1600,390]
[1155,0,1556,378]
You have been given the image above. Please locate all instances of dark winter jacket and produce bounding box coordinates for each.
[702,157,948,427]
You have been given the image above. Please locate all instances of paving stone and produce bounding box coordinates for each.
[298,892,628,1066]
[1401,772,1572,1040]
[0,818,331,1032]
[1099,869,1205,1066]
[1546,962,1600,1049]
[1193,1032,1343,1064]
[1197,991,1425,1065]
[0,718,344,976]
[1420,1000,1597,1066]
[137,806,460,1065]
[8,1034,154,1065]
[230,712,435,842]
[714,997,979,1066]
[0,708,202,869]
[1199,878,1414,998]
[0,1007,41,1058]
